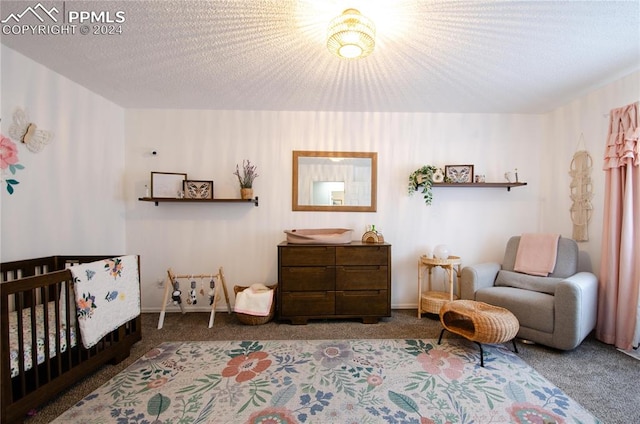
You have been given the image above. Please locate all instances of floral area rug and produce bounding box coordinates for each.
[53,339,600,424]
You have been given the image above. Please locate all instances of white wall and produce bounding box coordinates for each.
[3,42,637,314]
[1,46,126,260]
[542,71,640,277]
[125,110,545,311]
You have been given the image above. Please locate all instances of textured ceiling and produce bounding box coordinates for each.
[1,0,639,113]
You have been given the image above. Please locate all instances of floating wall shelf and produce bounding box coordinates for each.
[138,197,259,206]
[432,182,527,191]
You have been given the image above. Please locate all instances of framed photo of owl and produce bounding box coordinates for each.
[183,180,214,199]
[445,165,474,183]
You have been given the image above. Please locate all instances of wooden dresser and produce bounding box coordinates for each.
[277,241,391,324]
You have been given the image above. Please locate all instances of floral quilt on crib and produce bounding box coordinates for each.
[69,255,140,349]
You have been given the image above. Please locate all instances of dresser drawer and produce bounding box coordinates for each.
[280,267,335,291]
[281,291,335,316]
[336,290,389,316]
[280,246,335,266]
[335,266,388,290]
[336,245,388,265]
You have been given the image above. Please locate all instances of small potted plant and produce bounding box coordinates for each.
[234,159,259,199]
[408,165,437,205]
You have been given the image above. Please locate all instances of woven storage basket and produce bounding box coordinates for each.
[421,291,459,314]
[233,284,277,325]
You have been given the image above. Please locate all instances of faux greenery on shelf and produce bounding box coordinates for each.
[408,165,437,205]
[233,160,259,188]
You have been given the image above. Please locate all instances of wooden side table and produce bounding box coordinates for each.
[417,255,462,317]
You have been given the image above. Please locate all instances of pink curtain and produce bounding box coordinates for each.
[597,101,640,350]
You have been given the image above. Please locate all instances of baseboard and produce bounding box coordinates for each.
[141,304,419,314]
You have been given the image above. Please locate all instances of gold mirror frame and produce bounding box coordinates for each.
[292,150,377,212]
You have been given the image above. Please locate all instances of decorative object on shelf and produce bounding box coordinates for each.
[361,231,380,243]
[569,135,593,241]
[475,174,486,183]
[445,164,474,183]
[184,180,213,199]
[362,224,384,243]
[240,188,253,200]
[504,169,519,183]
[327,8,375,59]
[408,165,437,205]
[151,171,187,198]
[234,159,258,199]
[0,133,25,194]
[433,244,450,260]
[8,107,53,153]
[432,168,445,183]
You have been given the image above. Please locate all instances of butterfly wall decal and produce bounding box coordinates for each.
[8,108,53,153]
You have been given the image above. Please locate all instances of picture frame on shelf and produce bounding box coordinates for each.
[445,165,474,183]
[184,180,214,199]
[151,172,187,198]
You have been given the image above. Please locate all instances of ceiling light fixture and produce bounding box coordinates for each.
[327,8,376,59]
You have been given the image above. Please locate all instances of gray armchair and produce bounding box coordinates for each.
[460,236,598,350]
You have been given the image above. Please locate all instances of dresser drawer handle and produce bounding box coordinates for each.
[338,266,381,271]
[339,290,382,296]
[288,292,328,298]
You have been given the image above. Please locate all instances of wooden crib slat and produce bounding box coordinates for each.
[41,284,53,387]
[15,292,27,398]
[29,287,41,393]
[63,279,75,373]
[56,285,67,376]
[0,286,10,416]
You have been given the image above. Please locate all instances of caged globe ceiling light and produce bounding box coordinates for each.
[327,8,376,59]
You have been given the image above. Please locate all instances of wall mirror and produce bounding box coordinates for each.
[292,150,377,212]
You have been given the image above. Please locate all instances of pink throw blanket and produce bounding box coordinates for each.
[514,233,560,276]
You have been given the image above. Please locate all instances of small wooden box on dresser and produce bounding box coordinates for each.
[278,241,391,324]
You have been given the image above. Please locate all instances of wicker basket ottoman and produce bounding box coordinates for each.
[437,300,519,366]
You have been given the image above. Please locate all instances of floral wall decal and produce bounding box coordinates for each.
[1,134,25,194]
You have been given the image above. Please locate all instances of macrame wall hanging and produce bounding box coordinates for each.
[568,134,593,241]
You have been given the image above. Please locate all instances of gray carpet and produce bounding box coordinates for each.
[26,310,638,423]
